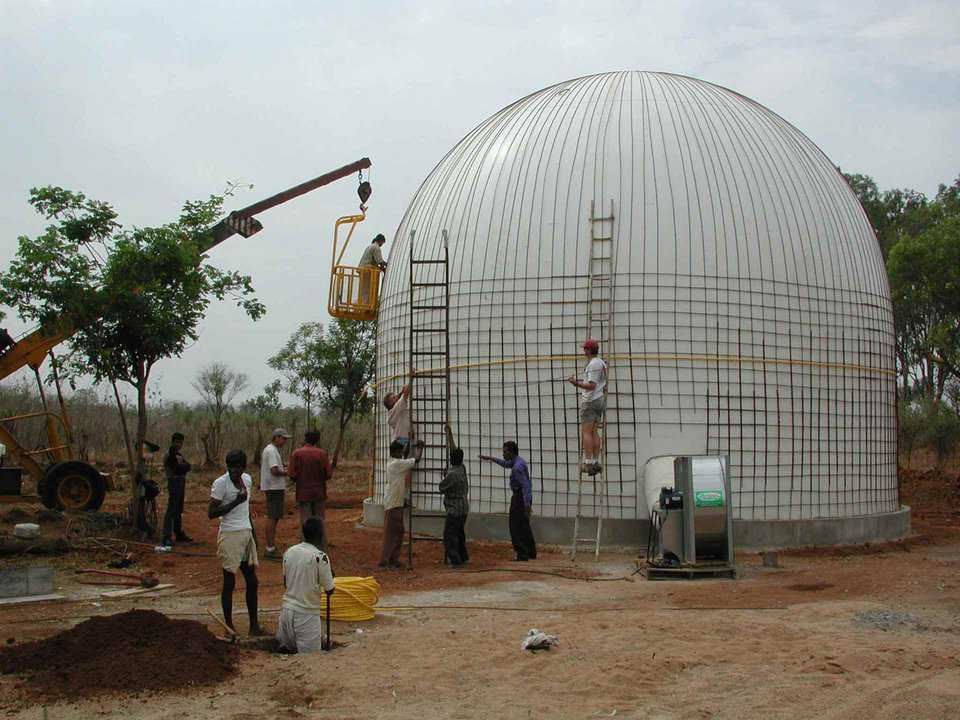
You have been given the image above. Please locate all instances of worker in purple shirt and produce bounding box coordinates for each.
[479,440,537,561]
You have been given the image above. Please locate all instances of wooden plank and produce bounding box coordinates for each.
[0,593,66,606]
[101,583,174,598]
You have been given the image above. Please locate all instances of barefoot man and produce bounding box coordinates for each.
[208,449,264,636]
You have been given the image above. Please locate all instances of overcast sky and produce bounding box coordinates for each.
[1,0,958,406]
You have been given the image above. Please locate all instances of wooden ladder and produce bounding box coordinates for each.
[571,201,615,561]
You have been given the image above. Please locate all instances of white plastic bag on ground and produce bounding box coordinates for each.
[521,628,559,652]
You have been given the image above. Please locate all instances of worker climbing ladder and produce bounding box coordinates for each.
[571,200,615,561]
[406,230,451,568]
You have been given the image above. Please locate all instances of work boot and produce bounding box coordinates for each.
[161,537,174,548]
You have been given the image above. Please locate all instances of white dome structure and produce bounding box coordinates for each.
[369,71,907,548]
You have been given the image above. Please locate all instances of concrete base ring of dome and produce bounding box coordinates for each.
[361,498,911,551]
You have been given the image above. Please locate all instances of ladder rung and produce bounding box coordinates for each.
[413,396,447,402]
[411,305,448,310]
[592,215,614,222]
[591,236,612,241]
[410,489,441,495]
[413,373,448,378]
[411,260,447,265]
[412,282,448,287]
[411,328,447,333]
[412,350,448,356]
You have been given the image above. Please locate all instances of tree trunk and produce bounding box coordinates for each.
[200,432,216,467]
[134,379,149,485]
[110,379,136,498]
[332,406,352,468]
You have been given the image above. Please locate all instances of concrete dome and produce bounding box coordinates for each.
[372,71,903,546]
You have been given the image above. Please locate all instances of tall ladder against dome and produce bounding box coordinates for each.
[406,230,451,569]
[571,200,615,561]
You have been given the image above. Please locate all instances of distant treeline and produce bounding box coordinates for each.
[0,380,373,471]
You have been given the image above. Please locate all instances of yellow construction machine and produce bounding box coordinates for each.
[0,159,373,511]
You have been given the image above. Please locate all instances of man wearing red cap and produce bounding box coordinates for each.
[567,338,607,475]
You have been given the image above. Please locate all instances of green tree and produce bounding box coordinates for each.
[314,319,376,467]
[844,172,937,257]
[887,214,960,399]
[0,186,265,507]
[241,379,283,463]
[193,362,249,467]
[269,322,324,427]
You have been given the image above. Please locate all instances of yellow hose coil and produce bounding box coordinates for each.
[320,576,381,621]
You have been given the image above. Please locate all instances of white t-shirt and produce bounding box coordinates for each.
[282,542,335,614]
[387,394,412,440]
[260,443,285,491]
[581,357,607,402]
[210,472,253,533]
[384,457,416,510]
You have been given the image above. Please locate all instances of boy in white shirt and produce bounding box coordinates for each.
[378,438,424,568]
[208,449,264,636]
[567,338,607,475]
[260,428,291,559]
[276,517,335,653]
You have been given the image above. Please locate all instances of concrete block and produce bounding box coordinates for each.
[0,566,54,598]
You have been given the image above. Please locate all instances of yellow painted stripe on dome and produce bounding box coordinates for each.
[371,353,895,389]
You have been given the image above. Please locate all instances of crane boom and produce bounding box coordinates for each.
[0,158,372,382]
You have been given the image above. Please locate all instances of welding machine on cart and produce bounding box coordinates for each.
[643,455,736,580]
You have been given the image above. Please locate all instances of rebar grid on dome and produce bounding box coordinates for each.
[372,70,898,526]
[374,275,896,522]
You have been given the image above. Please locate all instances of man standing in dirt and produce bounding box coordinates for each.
[479,441,537,561]
[208,450,265,636]
[379,438,425,569]
[260,428,292,559]
[287,430,333,547]
[161,432,192,547]
[439,424,469,566]
[276,517,336,654]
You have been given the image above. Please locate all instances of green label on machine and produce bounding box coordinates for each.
[694,490,724,507]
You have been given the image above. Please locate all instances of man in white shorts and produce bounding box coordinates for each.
[208,449,265,636]
[277,517,336,653]
[567,338,607,475]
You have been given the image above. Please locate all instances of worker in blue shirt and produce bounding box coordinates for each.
[479,441,537,561]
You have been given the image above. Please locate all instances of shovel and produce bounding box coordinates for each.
[77,568,159,588]
[323,589,333,651]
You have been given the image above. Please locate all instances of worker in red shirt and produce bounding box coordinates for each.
[287,430,333,548]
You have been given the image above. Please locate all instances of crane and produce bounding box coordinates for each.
[0,158,372,511]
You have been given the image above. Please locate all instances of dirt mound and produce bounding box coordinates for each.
[0,609,237,702]
[900,466,960,520]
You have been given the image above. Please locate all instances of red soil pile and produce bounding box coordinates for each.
[0,609,237,702]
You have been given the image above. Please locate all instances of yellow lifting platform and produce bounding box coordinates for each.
[328,179,381,321]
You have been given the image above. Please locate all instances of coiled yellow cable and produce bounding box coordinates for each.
[320,576,381,621]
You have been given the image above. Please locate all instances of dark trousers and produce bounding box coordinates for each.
[443,513,469,565]
[163,476,186,540]
[508,491,537,560]
[379,507,405,566]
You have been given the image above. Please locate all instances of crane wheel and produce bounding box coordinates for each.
[40,461,107,512]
